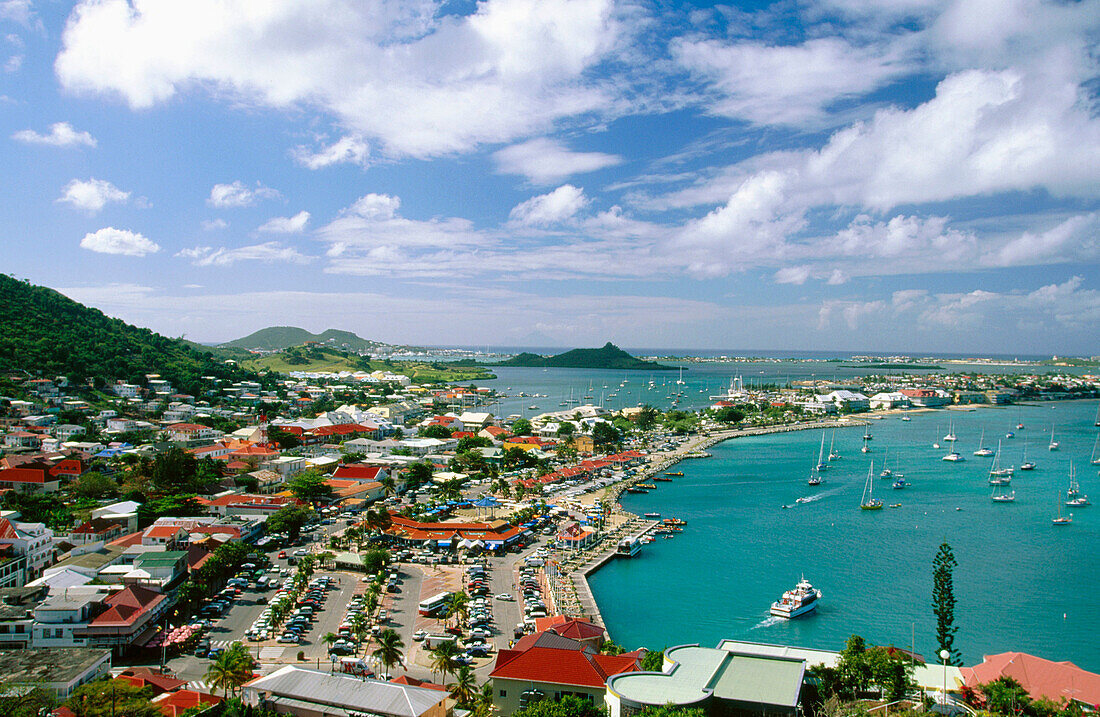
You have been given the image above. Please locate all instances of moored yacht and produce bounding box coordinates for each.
[770,577,822,619]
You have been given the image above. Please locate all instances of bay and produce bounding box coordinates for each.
[586,399,1100,671]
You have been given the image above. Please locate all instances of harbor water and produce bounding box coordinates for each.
[586,400,1100,671]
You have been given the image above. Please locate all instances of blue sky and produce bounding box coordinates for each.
[2,0,1099,355]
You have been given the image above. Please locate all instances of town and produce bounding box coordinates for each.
[1,354,1098,717]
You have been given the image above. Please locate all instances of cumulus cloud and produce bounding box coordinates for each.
[208,181,280,208]
[79,227,160,256]
[509,185,588,225]
[57,178,130,213]
[11,121,96,147]
[0,0,35,27]
[258,211,310,234]
[176,242,312,267]
[494,138,622,184]
[201,218,228,231]
[291,135,369,169]
[55,0,628,158]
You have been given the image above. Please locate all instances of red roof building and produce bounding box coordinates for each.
[153,689,223,717]
[390,675,447,691]
[332,464,387,482]
[490,631,639,713]
[961,652,1100,709]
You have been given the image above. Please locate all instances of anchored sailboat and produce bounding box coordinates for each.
[860,462,883,510]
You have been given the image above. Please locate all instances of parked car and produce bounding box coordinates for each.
[494,593,514,601]
[277,633,300,644]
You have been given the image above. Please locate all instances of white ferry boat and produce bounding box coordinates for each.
[616,537,642,557]
[770,577,821,619]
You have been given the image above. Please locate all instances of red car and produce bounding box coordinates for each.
[278,551,287,558]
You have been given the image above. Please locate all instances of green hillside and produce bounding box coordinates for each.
[496,342,675,370]
[243,346,495,382]
[0,274,260,396]
[221,326,391,353]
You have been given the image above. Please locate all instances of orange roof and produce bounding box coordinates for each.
[144,525,185,539]
[491,643,638,688]
[390,675,447,691]
[90,585,165,627]
[154,689,223,717]
[961,652,1100,706]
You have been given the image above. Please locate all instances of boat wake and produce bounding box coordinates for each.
[751,616,784,630]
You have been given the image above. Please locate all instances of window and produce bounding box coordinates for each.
[15,625,24,633]
[499,690,507,697]
[54,628,64,638]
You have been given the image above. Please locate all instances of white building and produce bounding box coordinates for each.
[819,390,870,412]
[869,392,911,410]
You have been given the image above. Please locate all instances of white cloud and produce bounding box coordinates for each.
[984,214,1100,268]
[208,181,280,208]
[79,227,160,256]
[0,0,35,27]
[258,211,310,234]
[4,53,21,72]
[55,0,629,158]
[674,36,913,126]
[509,185,588,225]
[11,121,96,147]
[201,218,228,231]
[57,178,131,213]
[176,242,312,267]
[291,135,369,169]
[493,138,622,184]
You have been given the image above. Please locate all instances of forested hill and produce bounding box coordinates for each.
[496,342,675,370]
[221,326,390,353]
[0,274,260,395]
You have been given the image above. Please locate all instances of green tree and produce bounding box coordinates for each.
[511,418,533,436]
[447,664,478,705]
[405,461,435,487]
[64,679,162,717]
[69,470,119,499]
[555,422,576,439]
[0,686,55,717]
[266,504,316,541]
[591,421,621,447]
[714,406,745,424]
[287,470,333,502]
[379,475,397,498]
[512,695,606,717]
[374,628,406,674]
[933,541,961,665]
[640,649,664,672]
[637,706,707,717]
[980,676,1032,716]
[267,425,301,449]
[136,494,206,527]
[152,446,198,492]
[430,640,462,682]
[636,405,659,430]
[204,642,256,697]
[421,424,453,439]
[599,641,626,655]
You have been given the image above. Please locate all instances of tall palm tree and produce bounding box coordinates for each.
[373,628,405,675]
[446,591,469,628]
[204,642,254,697]
[349,612,370,651]
[429,641,462,683]
[447,665,478,705]
[473,680,494,717]
[380,475,397,499]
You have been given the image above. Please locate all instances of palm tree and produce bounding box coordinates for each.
[430,641,462,683]
[447,665,478,705]
[380,475,397,499]
[322,632,338,649]
[373,628,405,675]
[349,612,370,651]
[474,680,494,717]
[204,642,254,697]
[446,591,469,628]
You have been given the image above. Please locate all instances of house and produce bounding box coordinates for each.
[604,642,808,717]
[490,631,640,716]
[900,388,952,407]
[0,647,111,698]
[52,424,87,441]
[0,466,61,493]
[868,392,911,410]
[556,522,597,551]
[32,587,107,648]
[153,689,223,716]
[479,426,510,442]
[961,652,1100,709]
[165,422,222,443]
[142,525,188,549]
[242,665,452,717]
[0,585,43,647]
[1,519,55,581]
[332,464,388,483]
[199,493,300,517]
[571,435,595,454]
[2,430,42,450]
[68,519,126,547]
[533,616,606,650]
[457,412,494,431]
[74,584,171,651]
[818,390,870,412]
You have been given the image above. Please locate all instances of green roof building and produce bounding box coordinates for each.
[605,642,810,717]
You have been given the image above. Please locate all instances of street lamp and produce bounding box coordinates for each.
[940,649,950,709]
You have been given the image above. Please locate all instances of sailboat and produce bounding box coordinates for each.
[815,433,828,472]
[943,421,957,442]
[973,429,994,457]
[1052,492,1072,525]
[675,366,685,386]
[1048,424,1059,451]
[1020,439,1036,471]
[1090,434,1100,466]
[828,430,841,461]
[861,436,872,453]
[1095,403,1100,428]
[1066,462,1089,507]
[860,462,883,510]
[879,449,892,478]
[988,441,1013,485]
[991,484,1015,502]
[942,445,964,462]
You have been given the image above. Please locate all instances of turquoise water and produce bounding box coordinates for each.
[587,400,1100,670]
[479,362,1087,418]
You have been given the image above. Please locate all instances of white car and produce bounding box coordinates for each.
[494,593,514,601]
[277,633,300,644]
[412,630,428,641]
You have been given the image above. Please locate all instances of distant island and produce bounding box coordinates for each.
[495,342,676,370]
[220,326,394,353]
